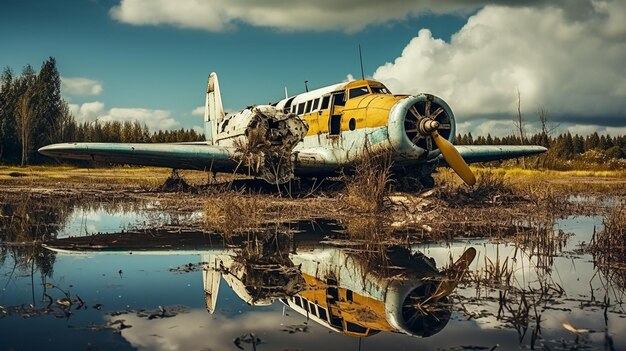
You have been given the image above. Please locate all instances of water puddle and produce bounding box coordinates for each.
[1,196,624,350]
[57,203,203,239]
[0,196,203,242]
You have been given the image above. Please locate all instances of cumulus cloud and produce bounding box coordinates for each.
[373,3,626,135]
[114,310,333,351]
[68,101,105,122]
[61,77,103,96]
[69,101,181,131]
[109,0,471,32]
[192,125,205,134]
[191,106,204,116]
[109,0,623,33]
[565,124,626,137]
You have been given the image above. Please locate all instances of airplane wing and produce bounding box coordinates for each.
[434,145,547,166]
[38,142,239,172]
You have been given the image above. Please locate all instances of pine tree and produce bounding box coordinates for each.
[33,57,64,152]
[0,67,18,162]
[573,134,585,154]
[585,132,600,151]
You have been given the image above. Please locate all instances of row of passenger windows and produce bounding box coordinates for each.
[291,96,330,115]
[289,85,390,116]
[290,296,328,321]
[288,295,368,334]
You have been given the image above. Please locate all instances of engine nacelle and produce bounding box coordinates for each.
[388,94,456,160]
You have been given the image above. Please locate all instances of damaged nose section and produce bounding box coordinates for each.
[233,106,308,184]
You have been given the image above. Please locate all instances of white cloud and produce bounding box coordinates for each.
[372,4,626,131]
[109,1,626,33]
[192,125,205,135]
[69,101,105,122]
[458,120,519,138]
[565,124,626,136]
[61,77,103,96]
[191,106,204,116]
[69,102,180,131]
[104,108,180,130]
[113,309,331,351]
[109,0,478,32]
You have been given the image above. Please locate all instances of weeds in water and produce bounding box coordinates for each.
[590,203,626,288]
[466,246,514,289]
[203,190,269,235]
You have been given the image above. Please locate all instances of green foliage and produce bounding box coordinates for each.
[456,130,626,170]
[1,58,72,165]
[0,58,205,166]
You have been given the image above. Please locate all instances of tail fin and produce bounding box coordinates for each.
[203,257,222,314]
[204,72,225,145]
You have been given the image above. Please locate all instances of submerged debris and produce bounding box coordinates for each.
[169,261,207,273]
[233,333,262,350]
[281,324,310,334]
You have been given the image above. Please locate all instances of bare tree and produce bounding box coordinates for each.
[17,88,35,166]
[537,107,559,139]
[514,89,526,145]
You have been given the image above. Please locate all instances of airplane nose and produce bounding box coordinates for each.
[420,119,440,134]
[403,95,453,152]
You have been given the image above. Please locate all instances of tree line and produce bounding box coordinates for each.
[457,132,625,158]
[0,58,203,166]
[456,131,626,170]
[1,58,623,170]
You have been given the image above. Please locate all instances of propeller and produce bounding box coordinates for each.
[407,99,476,186]
[432,131,476,186]
[429,247,476,303]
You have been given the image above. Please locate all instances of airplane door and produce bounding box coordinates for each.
[329,92,345,136]
[326,278,344,328]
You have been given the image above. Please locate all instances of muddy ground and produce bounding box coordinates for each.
[1,166,624,250]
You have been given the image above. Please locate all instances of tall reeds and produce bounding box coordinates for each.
[590,203,626,287]
[342,151,393,213]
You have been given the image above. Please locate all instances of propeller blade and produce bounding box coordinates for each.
[429,247,476,302]
[431,131,476,186]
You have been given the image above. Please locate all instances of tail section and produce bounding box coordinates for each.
[204,72,225,145]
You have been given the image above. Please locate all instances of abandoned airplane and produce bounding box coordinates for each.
[203,243,476,338]
[39,73,546,187]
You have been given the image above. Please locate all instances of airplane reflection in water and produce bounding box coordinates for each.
[203,236,475,338]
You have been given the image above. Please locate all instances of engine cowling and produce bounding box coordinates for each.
[387,94,456,160]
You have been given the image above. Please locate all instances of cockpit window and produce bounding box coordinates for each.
[349,86,369,99]
[370,86,390,94]
[320,95,330,109]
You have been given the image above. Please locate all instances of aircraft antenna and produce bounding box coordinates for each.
[284,86,288,99]
[359,44,365,80]
[304,80,309,92]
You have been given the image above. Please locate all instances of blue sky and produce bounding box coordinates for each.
[1,0,625,136]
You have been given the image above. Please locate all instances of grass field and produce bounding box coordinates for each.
[1,164,624,193]
[0,165,211,187]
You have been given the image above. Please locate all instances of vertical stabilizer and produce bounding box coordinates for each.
[203,257,222,314]
[205,72,224,145]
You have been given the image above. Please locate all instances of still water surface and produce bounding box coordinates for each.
[0,201,624,350]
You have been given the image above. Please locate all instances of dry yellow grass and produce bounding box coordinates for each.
[0,165,214,187]
[490,167,626,179]
[436,166,626,196]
